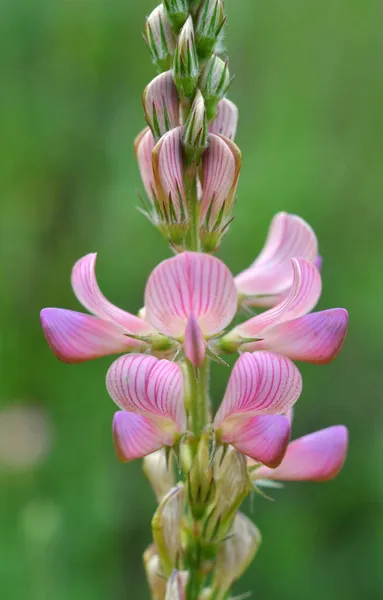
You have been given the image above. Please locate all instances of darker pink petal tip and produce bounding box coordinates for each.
[184,313,206,368]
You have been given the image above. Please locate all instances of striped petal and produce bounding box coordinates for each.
[143,71,180,139]
[183,313,206,367]
[134,127,156,204]
[253,426,348,481]
[71,253,154,335]
[40,308,142,363]
[221,414,291,467]
[113,412,168,461]
[200,133,241,226]
[235,212,318,301]
[210,98,239,140]
[106,354,186,433]
[243,308,349,364]
[144,252,238,338]
[214,352,302,429]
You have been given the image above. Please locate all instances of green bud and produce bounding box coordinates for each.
[145,4,177,72]
[173,16,200,98]
[182,89,208,163]
[152,484,185,576]
[199,54,230,120]
[195,0,226,59]
[188,432,215,519]
[164,0,189,32]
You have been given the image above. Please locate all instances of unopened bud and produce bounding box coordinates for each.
[200,55,230,120]
[195,0,225,59]
[173,17,199,98]
[164,0,189,32]
[145,5,177,72]
[143,71,180,140]
[212,512,262,596]
[188,432,215,519]
[210,98,239,141]
[165,570,188,600]
[152,484,185,576]
[182,89,208,164]
[144,545,167,600]
[143,449,175,502]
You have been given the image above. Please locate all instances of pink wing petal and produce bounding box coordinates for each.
[209,98,239,140]
[106,354,186,433]
[214,352,302,429]
[254,425,348,481]
[183,313,206,368]
[143,71,180,138]
[244,308,349,364]
[235,213,318,299]
[134,127,156,204]
[144,252,238,338]
[234,258,322,340]
[71,253,154,335]
[113,411,167,461]
[221,414,291,467]
[40,308,142,363]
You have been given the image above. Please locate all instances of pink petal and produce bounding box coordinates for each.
[200,133,241,226]
[254,425,348,481]
[152,126,187,221]
[235,212,318,300]
[243,308,349,364]
[314,255,323,271]
[210,98,239,140]
[221,414,291,467]
[144,252,238,338]
[143,71,180,138]
[106,354,186,433]
[183,313,206,368]
[214,352,302,429]
[40,308,142,363]
[234,258,322,340]
[134,127,156,204]
[113,411,167,461]
[71,253,154,335]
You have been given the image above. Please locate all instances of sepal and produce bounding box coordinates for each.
[182,89,208,163]
[163,0,189,32]
[188,432,215,519]
[173,16,200,97]
[199,55,230,120]
[195,0,226,59]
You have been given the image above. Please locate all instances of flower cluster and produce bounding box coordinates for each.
[40,2,349,599]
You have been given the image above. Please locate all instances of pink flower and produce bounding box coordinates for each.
[107,354,186,461]
[225,258,348,364]
[41,252,238,367]
[213,352,302,467]
[251,425,348,482]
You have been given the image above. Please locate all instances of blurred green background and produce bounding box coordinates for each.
[1,0,382,598]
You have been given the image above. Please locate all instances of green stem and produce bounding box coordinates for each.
[183,162,200,252]
[185,359,210,439]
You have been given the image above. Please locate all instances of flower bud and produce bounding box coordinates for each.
[152,484,185,576]
[173,17,199,98]
[210,98,239,141]
[145,5,177,72]
[163,0,189,32]
[144,545,167,600]
[199,55,230,120]
[195,0,226,59]
[188,432,215,519]
[143,449,175,503]
[182,89,208,164]
[143,71,180,140]
[165,570,188,600]
[212,512,262,596]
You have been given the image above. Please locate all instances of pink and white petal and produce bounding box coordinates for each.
[209,98,239,141]
[143,71,180,138]
[40,308,142,363]
[254,425,348,481]
[145,252,238,338]
[214,352,302,428]
[244,309,349,364]
[113,412,169,461]
[183,313,206,368]
[314,255,323,271]
[106,354,186,432]
[235,213,318,298]
[71,253,154,335]
[221,414,291,468]
[234,258,322,340]
[134,127,156,204]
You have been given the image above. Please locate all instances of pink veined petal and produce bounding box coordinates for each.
[235,212,318,299]
[254,425,349,481]
[144,252,238,338]
[221,414,291,468]
[152,126,187,221]
[40,308,143,363]
[183,313,206,368]
[143,71,180,138]
[243,308,349,364]
[113,412,169,461]
[214,352,302,429]
[106,354,186,432]
[314,255,323,271]
[233,258,322,340]
[200,133,241,226]
[71,253,154,335]
[134,127,156,204]
[209,98,239,141]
